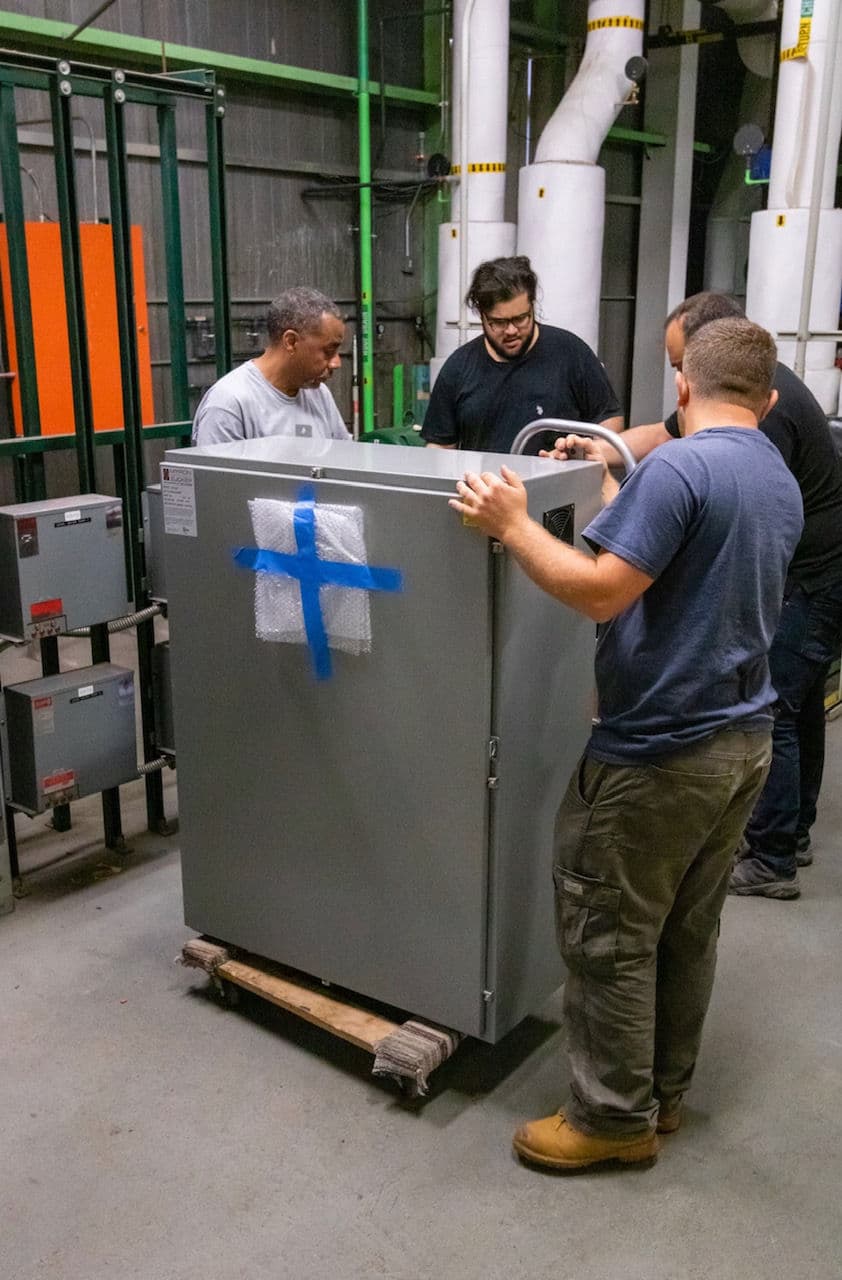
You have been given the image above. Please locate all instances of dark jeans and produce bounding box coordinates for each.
[554,729,771,1137]
[745,580,842,878]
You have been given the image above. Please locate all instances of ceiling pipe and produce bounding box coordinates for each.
[431,0,515,382]
[517,0,645,351]
[745,0,842,410]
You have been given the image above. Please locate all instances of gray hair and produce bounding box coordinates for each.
[266,287,342,343]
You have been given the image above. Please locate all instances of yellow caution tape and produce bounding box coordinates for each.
[450,163,507,174]
[587,16,645,31]
[781,10,812,61]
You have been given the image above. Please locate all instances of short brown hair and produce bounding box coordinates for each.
[682,317,777,414]
[666,291,744,341]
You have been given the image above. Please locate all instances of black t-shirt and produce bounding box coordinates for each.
[665,362,842,591]
[421,325,622,455]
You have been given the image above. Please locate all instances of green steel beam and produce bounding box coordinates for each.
[0,82,45,500]
[358,0,375,434]
[206,97,232,377]
[0,423,192,457]
[50,76,98,494]
[0,11,438,107]
[157,104,190,421]
[103,80,165,831]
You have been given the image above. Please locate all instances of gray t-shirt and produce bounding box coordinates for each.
[192,360,350,445]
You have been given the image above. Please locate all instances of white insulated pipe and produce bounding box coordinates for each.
[433,0,515,376]
[533,0,645,166]
[745,0,842,410]
[517,0,644,351]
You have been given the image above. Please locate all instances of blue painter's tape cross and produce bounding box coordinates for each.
[233,486,403,681]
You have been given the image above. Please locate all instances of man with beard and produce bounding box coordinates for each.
[421,256,623,454]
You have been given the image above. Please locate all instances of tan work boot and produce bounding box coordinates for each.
[513,1111,659,1171]
[656,1102,683,1134]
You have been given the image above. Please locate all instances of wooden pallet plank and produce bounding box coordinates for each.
[216,958,399,1052]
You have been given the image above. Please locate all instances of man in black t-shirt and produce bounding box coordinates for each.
[552,291,842,899]
[421,255,623,455]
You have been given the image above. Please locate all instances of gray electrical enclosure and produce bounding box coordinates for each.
[0,495,129,642]
[142,486,167,604]
[4,664,138,815]
[163,438,602,1043]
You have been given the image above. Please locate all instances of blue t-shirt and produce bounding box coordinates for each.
[583,428,804,763]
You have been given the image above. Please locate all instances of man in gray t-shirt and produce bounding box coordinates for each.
[192,286,351,446]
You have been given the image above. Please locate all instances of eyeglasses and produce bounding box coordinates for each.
[483,307,533,333]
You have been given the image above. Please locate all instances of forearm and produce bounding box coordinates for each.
[502,517,614,622]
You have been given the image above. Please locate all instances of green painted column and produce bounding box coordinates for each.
[357,0,375,434]
[392,362,405,428]
[0,81,45,500]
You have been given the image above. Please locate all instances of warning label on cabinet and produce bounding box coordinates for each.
[161,465,197,537]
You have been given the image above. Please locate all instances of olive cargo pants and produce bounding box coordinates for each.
[553,728,772,1137]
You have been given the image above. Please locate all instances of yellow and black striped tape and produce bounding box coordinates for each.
[781,18,811,61]
[450,162,507,174]
[587,16,645,32]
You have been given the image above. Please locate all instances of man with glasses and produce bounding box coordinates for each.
[421,256,623,454]
[192,286,350,446]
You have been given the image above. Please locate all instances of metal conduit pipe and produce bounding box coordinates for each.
[137,756,174,775]
[64,603,162,638]
[509,419,637,475]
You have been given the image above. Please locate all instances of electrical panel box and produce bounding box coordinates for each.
[0,494,130,642]
[151,642,175,755]
[142,486,167,603]
[164,437,603,1043]
[4,663,137,816]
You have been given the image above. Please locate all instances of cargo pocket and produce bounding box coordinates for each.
[553,867,621,977]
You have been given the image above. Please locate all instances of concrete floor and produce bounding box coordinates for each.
[2,634,842,1279]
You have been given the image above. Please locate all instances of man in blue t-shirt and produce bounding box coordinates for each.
[451,318,803,1173]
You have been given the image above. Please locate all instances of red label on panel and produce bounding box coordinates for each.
[30,598,63,620]
[42,769,75,793]
[33,697,53,710]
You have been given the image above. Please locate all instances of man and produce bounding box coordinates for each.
[451,318,803,1172]
[192,286,350,446]
[421,255,623,454]
[558,292,842,899]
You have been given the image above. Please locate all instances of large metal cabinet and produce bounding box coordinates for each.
[163,438,601,1042]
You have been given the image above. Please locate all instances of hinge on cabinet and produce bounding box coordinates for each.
[487,736,500,788]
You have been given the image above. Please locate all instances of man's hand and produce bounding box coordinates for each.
[540,433,609,473]
[449,465,529,541]
[539,433,619,507]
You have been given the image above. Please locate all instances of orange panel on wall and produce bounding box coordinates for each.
[0,221,155,436]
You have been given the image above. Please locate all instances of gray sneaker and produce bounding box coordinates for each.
[728,857,801,899]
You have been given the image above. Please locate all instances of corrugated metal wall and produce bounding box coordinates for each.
[0,0,644,505]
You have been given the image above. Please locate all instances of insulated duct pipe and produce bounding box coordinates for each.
[708,1,778,77]
[703,70,772,294]
[745,0,842,410]
[517,0,645,352]
[432,0,516,382]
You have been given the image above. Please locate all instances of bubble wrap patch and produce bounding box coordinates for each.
[248,497,372,654]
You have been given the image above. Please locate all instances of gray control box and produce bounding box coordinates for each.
[4,664,138,815]
[142,486,167,603]
[0,495,130,642]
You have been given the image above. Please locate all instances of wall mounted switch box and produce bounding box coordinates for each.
[0,495,129,642]
[4,664,137,815]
